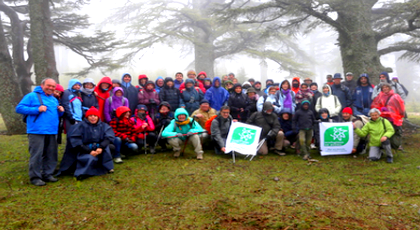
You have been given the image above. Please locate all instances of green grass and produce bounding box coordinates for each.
[1,129,420,229]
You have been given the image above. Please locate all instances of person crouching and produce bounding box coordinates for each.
[162,108,205,159]
[130,104,157,154]
[109,106,138,163]
[67,106,115,180]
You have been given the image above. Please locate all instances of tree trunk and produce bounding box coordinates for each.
[29,0,59,85]
[336,0,384,84]
[192,0,215,77]
[0,15,26,134]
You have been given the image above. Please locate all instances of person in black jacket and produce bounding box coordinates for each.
[228,84,251,122]
[293,100,315,160]
[279,110,298,149]
[159,77,184,112]
[246,101,285,155]
[154,102,174,151]
[211,106,234,155]
[81,78,99,117]
[310,82,322,117]
[121,73,139,114]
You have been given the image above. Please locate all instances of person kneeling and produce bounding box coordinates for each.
[247,101,285,156]
[67,107,115,180]
[162,108,204,160]
[211,106,234,155]
[354,108,395,163]
[109,106,138,163]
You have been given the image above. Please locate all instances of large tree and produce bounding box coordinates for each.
[225,0,420,84]
[0,0,120,134]
[110,0,311,77]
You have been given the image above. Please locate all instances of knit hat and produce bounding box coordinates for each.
[112,79,121,85]
[359,73,369,78]
[137,104,148,111]
[342,107,353,115]
[309,82,318,87]
[85,106,100,118]
[301,100,310,105]
[200,99,210,105]
[301,83,309,88]
[333,73,342,79]
[346,72,353,76]
[55,84,64,92]
[248,78,255,83]
[392,77,399,80]
[187,70,196,76]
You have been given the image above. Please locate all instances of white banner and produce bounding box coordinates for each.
[225,122,262,156]
[320,122,353,156]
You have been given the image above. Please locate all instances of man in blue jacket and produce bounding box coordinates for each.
[16,78,65,186]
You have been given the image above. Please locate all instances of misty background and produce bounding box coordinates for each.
[46,0,419,102]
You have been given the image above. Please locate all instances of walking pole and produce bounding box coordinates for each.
[154,126,164,149]
[180,137,189,157]
[144,132,147,154]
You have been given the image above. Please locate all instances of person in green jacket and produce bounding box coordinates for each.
[162,108,204,159]
[354,108,395,163]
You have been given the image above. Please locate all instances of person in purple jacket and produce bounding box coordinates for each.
[104,87,129,123]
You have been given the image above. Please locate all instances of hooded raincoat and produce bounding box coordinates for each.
[161,108,203,141]
[204,77,229,111]
[104,87,129,123]
[121,73,139,114]
[94,77,113,121]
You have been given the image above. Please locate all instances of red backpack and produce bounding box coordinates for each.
[204,115,218,135]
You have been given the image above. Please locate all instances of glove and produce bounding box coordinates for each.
[176,133,183,137]
[69,119,76,125]
[125,138,134,143]
[267,130,276,139]
[149,99,156,104]
[187,132,194,137]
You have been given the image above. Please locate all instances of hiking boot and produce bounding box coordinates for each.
[310,143,317,149]
[274,149,286,156]
[196,151,204,160]
[174,151,181,158]
[114,157,123,164]
[387,156,393,163]
[43,175,58,182]
[31,178,46,186]
[369,157,379,161]
[302,154,310,160]
[109,169,114,173]
[290,143,296,149]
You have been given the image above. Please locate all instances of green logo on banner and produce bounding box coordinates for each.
[324,126,349,146]
[231,127,257,145]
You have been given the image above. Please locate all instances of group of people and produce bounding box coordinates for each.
[16,70,407,186]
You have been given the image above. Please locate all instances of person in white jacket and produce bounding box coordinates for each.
[315,84,342,121]
[256,86,281,114]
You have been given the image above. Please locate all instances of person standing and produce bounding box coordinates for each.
[342,72,357,94]
[94,76,113,121]
[353,73,374,116]
[121,73,139,114]
[330,73,352,109]
[204,77,229,111]
[16,78,64,186]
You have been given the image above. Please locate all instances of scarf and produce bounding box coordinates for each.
[81,87,94,95]
[282,89,292,109]
[122,82,131,88]
[175,117,191,126]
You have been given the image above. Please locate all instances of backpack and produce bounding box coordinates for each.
[399,83,409,96]
[204,115,219,135]
[23,92,43,123]
[353,115,370,126]
[108,96,127,117]
[263,94,280,106]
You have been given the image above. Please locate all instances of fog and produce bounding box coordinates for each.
[54,0,418,101]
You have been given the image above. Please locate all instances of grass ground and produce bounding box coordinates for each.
[1,117,420,229]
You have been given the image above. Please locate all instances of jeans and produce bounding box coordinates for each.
[113,137,138,158]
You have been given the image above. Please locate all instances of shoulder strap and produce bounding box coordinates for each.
[263,95,267,103]
[36,92,43,105]
[108,97,112,105]
[382,118,386,132]
[384,95,392,106]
